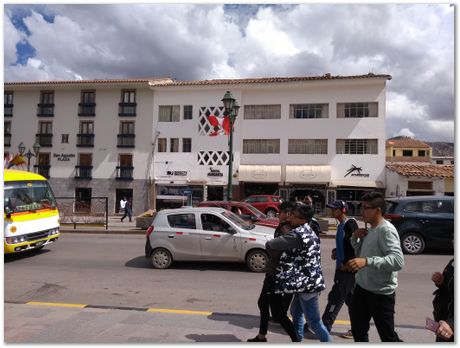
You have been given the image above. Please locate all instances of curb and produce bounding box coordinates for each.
[59,228,336,238]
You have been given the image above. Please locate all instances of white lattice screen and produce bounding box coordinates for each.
[198,151,229,165]
[198,106,226,136]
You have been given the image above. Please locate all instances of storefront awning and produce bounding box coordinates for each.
[285,165,331,183]
[238,165,281,182]
[330,180,384,188]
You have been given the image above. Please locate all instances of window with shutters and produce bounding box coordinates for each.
[243,139,280,154]
[158,138,167,152]
[159,105,180,122]
[336,139,378,154]
[289,104,328,119]
[337,102,378,118]
[244,105,281,119]
[288,139,328,154]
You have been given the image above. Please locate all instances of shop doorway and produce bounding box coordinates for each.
[207,186,224,201]
[116,189,133,213]
[75,187,91,213]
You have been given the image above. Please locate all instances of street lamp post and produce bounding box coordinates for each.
[18,142,41,172]
[221,91,240,201]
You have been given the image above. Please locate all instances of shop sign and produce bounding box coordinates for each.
[53,153,76,162]
[166,170,187,176]
[207,168,223,177]
[344,164,370,178]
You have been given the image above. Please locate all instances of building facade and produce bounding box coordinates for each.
[5,73,391,216]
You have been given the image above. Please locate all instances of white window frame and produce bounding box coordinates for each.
[336,139,378,154]
[243,139,280,154]
[288,139,328,154]
[159,105,180,122]
[244,105,281,119]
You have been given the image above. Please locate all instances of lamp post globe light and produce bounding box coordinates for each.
[221,91,240,201]
[18,141,41,172]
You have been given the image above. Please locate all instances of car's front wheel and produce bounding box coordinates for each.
[246,249,268,272]
[401,232,425,254]
[151,248,173,269]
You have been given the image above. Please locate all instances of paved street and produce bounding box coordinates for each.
[4,230,452,343]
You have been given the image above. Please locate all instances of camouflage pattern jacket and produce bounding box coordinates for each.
[270,223,325,294]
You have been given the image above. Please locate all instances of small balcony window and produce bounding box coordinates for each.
[4,91,13,117]
[78,102,96,116]
[117,134,135,147]
[75,165,93,179]
[4,133,11,147]
[116,166,134,180]
[76,134,95,147]
[35,134,53,147]
[34,164,51,178]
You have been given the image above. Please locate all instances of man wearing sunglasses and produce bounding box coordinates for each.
[345,191,404,342]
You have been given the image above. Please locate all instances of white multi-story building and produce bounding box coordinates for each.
[4,73,391,216]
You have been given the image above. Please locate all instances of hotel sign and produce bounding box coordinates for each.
[344,164,370,178]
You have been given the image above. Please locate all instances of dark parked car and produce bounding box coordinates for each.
[197,201,278,228]
[384,196,454,254]
[243,195,283,217]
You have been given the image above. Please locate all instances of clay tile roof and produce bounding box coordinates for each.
[5,77,173,86]
[386,163,454,178]
[151,73,392,87]
[386,137,430,148]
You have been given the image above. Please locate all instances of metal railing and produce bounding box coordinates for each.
[55,196,108,229]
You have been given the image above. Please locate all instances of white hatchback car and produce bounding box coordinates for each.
[144,207,275,272]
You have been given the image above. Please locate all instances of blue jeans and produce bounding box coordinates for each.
[290,292,332,342]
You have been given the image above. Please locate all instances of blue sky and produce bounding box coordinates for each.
[4,3,455,142]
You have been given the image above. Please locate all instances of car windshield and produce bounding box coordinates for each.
[244,204,267,219]
[4,180,57,214]
[221,211,255,230]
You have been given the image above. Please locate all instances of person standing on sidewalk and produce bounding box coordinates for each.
[268,204,332,342]
[121,197,132,222]
[247,201,299,342]
[345,191,404,342]
[321,200,358,339]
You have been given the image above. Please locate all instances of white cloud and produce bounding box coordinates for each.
[4,11,24,66]
[393,128,415,138]
[3,4,454,142]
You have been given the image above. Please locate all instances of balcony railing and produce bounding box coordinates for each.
[36,133,53,147]
[118,103,136,116]
[34,164,51,178]
[37,103,55,117]
[116,166,134,180]
[78,103,96,116]
[76,134,95,147]
[75,165,93,179]
[4,133,11,147]
[117,134,135,147]
[4,104,13,117]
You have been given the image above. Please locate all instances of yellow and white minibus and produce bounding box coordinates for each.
[4,169,60,254]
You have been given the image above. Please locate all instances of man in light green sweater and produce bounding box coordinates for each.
[345,191,404,342]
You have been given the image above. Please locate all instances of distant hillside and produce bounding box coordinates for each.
[425,142,454,157]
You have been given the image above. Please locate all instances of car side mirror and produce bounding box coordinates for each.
[250,215,258,222]
[227,227,237,234]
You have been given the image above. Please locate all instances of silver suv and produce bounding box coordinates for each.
[144,207,275,272]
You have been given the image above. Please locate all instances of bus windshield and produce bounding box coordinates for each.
[4,180,57,214]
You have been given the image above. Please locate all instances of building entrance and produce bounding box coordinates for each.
[116,189,133,213]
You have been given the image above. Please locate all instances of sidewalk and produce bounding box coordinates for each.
[4,302,433,343]
[59,216,364,239]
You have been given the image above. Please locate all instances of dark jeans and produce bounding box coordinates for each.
[351,285,402,342]
[121,207,132,221]
[322,268,355,331]
[257,276,298,341]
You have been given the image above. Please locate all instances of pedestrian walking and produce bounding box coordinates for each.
[321,200,358,339]
[430,235,454,342]
[247,201,299,342]
[345,191,404,342]
[267,204,332,342]
[120,197,132,222]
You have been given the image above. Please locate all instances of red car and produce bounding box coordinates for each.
[197,201,278,228]
[243,195,283,218]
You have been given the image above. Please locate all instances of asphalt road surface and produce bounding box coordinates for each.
[4,233,452,343]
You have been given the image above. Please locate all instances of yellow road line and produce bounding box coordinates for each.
[147,308,212,316]
[26,301,87,308]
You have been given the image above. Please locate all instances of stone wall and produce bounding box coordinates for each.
[48,178,149,216]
